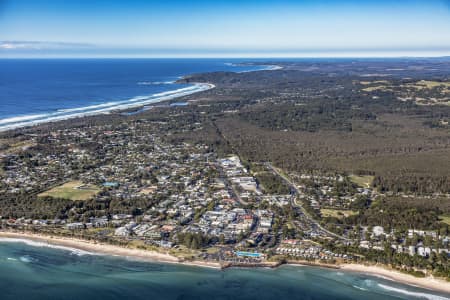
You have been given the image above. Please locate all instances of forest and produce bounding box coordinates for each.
[1,59,449,227]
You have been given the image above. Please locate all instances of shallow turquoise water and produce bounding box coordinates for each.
[0,241,448,300]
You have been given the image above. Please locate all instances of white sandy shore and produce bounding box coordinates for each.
[237,64,283,73]
[0,231,221,269]
[0,82,215,132]
[1,231,449,293]
[0,61,282,132]
[340,263,450,294]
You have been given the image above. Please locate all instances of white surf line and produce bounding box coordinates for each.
[225,62,283,73]
[0,114,49,125]
[0,237,96,256]
[377,283,449,300]
[137,81,175,85]
[0,83,214,132]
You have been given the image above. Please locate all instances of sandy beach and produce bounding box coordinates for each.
[1,231,450,293]
[0,231,221,269]
[0,82,215,132]
[340,263,450,294]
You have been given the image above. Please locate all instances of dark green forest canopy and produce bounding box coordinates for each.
[175,60,450,195]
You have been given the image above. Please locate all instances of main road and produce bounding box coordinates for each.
[265,162,348,241]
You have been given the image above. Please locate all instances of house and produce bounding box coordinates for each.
[66,222,85,230]
[90,216,108,227]
[115,226,131,236]
[372,226,384,237]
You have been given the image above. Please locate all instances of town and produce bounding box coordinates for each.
[1,115,449,275]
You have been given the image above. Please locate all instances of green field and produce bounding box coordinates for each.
[413,80,450,89]
[320,208,358,219]
[439,215,450,226]
[38,180,100,201]
[169,245,201,259]
[360,80,390,85]
[349,175,374,188]
[361,86,391,92]
[205,247,220,254]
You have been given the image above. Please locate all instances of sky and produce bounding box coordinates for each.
[1,0,450,58]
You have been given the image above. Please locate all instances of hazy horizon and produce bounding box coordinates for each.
[1,0,450,58]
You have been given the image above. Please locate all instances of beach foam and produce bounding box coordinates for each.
[0,237,96,256]
[378,283,449,300]
[6,257,18,261]
[0,114,49,125]
[57,101,122,113]
[0,82,214,132]
[224,62,283,73]
[152,85,200,97]
[19,255,37,263]
[237,64,283,73]
[137,81,174,85]
[352,285,369,291]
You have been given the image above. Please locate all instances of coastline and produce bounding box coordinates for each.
[1,231,449,294]
[0,231,221,269]
[236,64,283,73]
[0,62,282,133]
[0,82,215,133]
[340,263,450,294]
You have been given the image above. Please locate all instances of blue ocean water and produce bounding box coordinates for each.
[0,59,267,130]
[0,241,448,300]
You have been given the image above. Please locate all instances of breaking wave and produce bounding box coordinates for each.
[378,283,449,300]
[0,114,48,125]
[19,255,37,263]
[352,285,369,291]
[137,81,174,85]
[0,83,214,132]
[0,238,95,257]
[224,62,283,73]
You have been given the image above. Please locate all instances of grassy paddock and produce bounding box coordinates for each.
[169,245,200,259]
[38,180,100,201]
[439,215,450,226]
[361,86,390,92]
[349,175,374,188]
[414,80,450,89]
[205,247,220,254]
[359,80,390,85]
[320,208,358,219]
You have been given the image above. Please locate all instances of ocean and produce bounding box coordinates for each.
[0,59,269,131]
[0,240,448,300]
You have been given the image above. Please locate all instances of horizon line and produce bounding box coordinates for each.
[2,54,450,59]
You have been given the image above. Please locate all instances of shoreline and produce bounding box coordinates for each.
[340,263,450,294]
[236,64,283,73]
[0,82,215,133]
[0,62,282,133]
[0,231,221,269]
[1,231,449,294]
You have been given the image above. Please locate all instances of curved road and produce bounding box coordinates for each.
[265,162,348,241]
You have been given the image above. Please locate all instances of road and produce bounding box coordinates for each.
[265,162,348,241]
[216,163,249,206]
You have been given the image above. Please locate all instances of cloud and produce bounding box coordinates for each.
[0,41,93,50]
